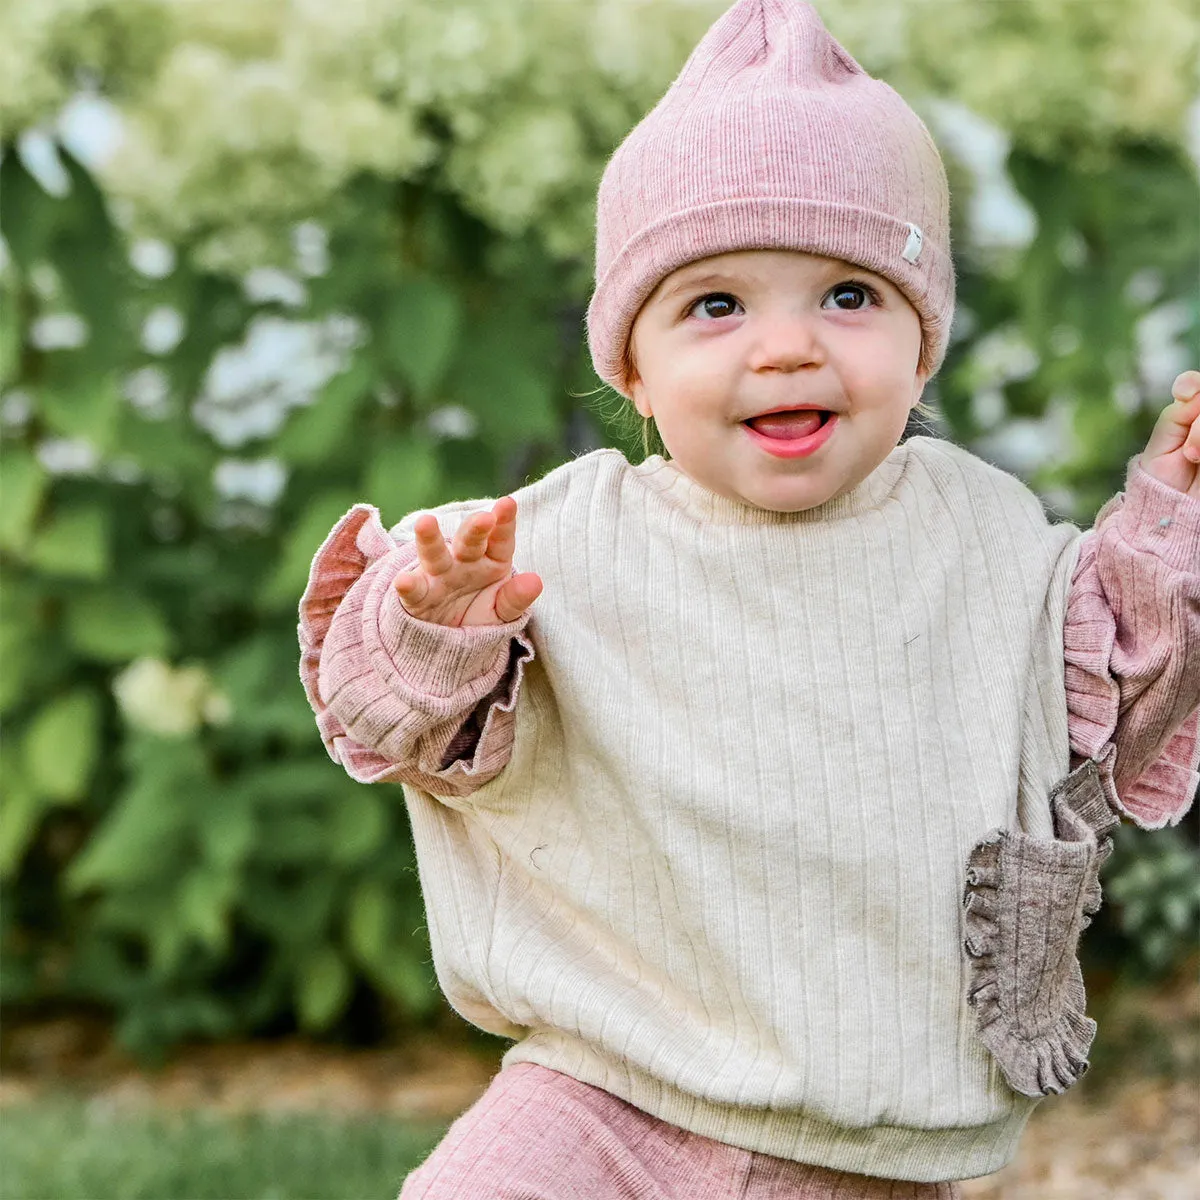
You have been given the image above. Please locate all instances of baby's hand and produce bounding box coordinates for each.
[394,496,543,627]
[1139,370,1200,499]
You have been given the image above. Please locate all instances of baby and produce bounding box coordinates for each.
[300,3,1200,1196]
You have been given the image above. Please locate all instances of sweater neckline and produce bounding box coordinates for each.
[628,441,911,525]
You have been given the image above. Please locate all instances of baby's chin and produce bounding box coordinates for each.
[723,449,899,513]
[678,461,845,514]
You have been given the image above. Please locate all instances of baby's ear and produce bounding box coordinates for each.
[911,362,930,406]
[624,352,652,416]
[628,372,653,418]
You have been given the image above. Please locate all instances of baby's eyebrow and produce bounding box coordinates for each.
[659,271,740,300]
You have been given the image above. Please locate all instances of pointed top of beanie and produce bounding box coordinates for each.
[672,0,865,95]
[586,0,954,397]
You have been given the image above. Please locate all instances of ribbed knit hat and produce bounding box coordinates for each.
[586,0,955,398]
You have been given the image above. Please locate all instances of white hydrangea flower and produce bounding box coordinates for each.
[30,312,88,350]
[192,313,364,447]
[113,657,232,737]
[123,365,171,417]
[243,268,307,309]
[37,436,100,475]
[212,456,288,506]
[5,0,1196,271]
[129,238,176,279]
[140,305,185,355]
[445,107,585,233]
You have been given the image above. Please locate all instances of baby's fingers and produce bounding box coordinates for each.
[412,514,454,575]
[1144,392,1200,462]
[1170,370,1200,403]
[451,511,497,563]
[395,568,430,609]
[484,497,519,564]
[494,571,543,622]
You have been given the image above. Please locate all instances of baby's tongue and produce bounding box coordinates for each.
[747,410,824,439]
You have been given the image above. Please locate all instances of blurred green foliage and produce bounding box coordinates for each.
[1,25,1198,1057]
[0,149,634,1055]
[1103,825,1200,978]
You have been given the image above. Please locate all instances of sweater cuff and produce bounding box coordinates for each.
[1114,457,1200,571]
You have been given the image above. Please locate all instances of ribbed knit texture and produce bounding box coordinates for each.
[586,0,955,394]
[1064,454,1200,827]
[400,1062,963,1198]
[300,439,1199,1184]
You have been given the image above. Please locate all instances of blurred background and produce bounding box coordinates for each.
[1,1,1197,1197]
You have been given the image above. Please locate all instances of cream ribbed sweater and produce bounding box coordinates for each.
[300,436,1199,1183]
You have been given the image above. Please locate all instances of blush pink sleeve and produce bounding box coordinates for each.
[298,504,535,799]
[1064,457,1200,830]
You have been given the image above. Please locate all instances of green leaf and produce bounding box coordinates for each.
[252,812,328,865]
[380,276,462,400]
[346,879,390,967]
[296,945,351,1030]
[0,766,44,879]
[447,311,559,450]
[0,581,42,715]
[147,909,189,978]
[215,636,317,744]
[244,874,336,945]
[226,760,344,809]
[64,587,173,662]
[260,488,357,610]
[177,867,235,951]
[0,280,18,388]
[329,788,388,865]
[0,151,57,268]
[275,358,373,466]
[66,740,201,891]
[23,688,101,801]
[40,372,123,448]
[198,796,255,871]
[367,943,439,1016]
[26,504,110,579]
[362,433,441,527]
[0,450,46,553]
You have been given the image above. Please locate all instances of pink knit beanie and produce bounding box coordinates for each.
[586,0,955,397]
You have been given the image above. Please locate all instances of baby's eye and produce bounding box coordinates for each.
[823,281,882,311]
[688,293,742,320]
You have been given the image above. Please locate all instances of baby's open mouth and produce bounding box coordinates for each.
[742,410,831,439]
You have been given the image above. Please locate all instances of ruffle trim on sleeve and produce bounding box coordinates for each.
[298,502,536,793]
[1063,477,1200,829]
[298,504,407,775]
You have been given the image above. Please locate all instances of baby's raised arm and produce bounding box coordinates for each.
[298,499,538,800]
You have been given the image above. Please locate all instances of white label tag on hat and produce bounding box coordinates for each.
[902,223,924,264]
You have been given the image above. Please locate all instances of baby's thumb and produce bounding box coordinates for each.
[494,572,542,622]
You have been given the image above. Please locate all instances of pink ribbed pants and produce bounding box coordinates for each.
[399,1062,964,1199]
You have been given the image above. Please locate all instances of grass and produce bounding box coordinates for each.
[0,1098,448,1200]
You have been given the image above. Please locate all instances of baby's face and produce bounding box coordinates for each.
[627,249,928,513]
